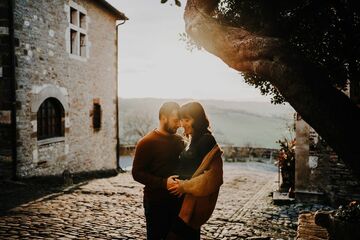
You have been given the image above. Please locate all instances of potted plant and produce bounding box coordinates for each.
[276,137,296,193]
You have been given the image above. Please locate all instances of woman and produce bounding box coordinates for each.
[166,101,223,240]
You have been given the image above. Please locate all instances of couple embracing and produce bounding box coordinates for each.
[132,101,223,240]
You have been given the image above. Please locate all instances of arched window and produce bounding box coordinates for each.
[37,98,65,140]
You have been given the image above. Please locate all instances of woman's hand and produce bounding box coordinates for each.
[168,179,184,197]
[166,175,179,190]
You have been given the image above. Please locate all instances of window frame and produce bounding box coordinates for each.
[37,98,65,141]
[68,3,88,59]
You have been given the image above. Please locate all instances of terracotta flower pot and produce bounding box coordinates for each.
[280,166,294,192]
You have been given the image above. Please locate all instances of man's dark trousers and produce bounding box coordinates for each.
[144,197,182,240]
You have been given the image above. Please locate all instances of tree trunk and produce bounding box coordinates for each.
[184,0,360,177]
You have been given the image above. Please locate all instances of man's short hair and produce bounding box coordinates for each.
[159,102,180,119]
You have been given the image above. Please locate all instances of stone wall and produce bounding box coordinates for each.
[0,0,13,179]
[295,116,329,203]
[14,0,119,177]
[324,151,360,206]
[295,114,360,205]
[222,145,279,163]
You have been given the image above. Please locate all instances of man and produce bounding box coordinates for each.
[132,102,185,240]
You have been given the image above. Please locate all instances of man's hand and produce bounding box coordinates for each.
[168,179,183,197]
[166,175,179,190]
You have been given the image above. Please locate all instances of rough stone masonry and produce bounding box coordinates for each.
[0,0,126,178]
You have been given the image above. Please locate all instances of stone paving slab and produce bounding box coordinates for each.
[0,162,332,239]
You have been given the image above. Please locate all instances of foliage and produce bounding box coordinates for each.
[242,73,286,104]
[171,0,360,176]
[276,137,295,191]
[276,137,295,169]
[276,122,295,190]
[171,1,360,104]
[334,201,360,223]
[161,0,181,7]
[121,112,155,144]
[179,32,202,52]
[276,122,295,168]
[215,0,360,104]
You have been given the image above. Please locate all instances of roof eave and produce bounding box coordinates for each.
[98,0,129,20]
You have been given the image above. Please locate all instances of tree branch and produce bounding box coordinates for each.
[184,0,360,176]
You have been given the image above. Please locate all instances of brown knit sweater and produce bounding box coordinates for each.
[132,130,185,203]
[177,144,224,229]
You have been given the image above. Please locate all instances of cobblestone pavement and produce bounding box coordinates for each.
[0,162,332,239]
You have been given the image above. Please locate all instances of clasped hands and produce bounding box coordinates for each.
[166,175,183,197]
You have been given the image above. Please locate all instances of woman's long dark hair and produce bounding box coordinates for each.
[179,102,211,143]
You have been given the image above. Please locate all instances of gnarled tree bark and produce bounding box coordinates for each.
[184,0,360,176]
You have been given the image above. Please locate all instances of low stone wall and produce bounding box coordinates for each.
[119,145,135,156]
[119,145,280,164]
[222,146,279,163]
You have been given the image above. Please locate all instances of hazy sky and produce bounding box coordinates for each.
[107,0,272,102]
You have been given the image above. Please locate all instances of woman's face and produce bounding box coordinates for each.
[181,116,194,135]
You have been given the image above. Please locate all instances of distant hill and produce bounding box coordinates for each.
[119,98,295,149]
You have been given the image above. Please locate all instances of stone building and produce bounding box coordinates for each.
[294,84,360,205]
[0,0,127,179]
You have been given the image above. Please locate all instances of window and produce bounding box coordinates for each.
[68,4,87,57]
[80,33,86,57]
[70,7,78,25]
[93,103,101,130]
[70,29,78,54]
[37,98,65,140]
[80,12,86,28]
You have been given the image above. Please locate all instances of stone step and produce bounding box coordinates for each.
[272,191,295,205]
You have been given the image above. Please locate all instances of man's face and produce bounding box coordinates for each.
[163,110,180,134]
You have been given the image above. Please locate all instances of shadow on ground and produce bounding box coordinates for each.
[0,170,119,215]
